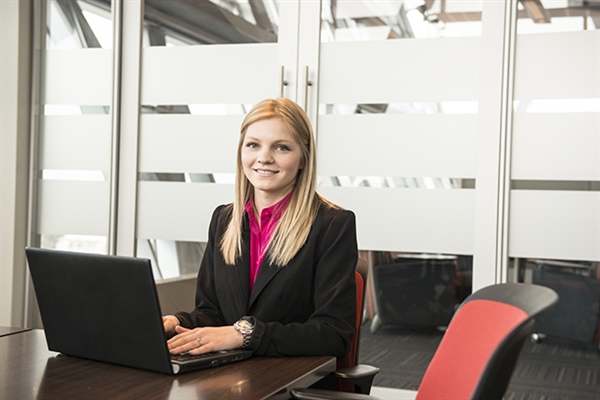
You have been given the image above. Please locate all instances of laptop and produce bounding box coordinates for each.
[25,247,252,374]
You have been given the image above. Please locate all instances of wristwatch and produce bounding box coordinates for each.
[234,316,255,349]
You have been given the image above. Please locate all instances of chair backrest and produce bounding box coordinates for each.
[335,258,368,392]
[416,282,558,400]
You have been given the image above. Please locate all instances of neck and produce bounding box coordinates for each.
[252,190,292,216]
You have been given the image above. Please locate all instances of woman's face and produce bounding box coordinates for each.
[241,117,304,205]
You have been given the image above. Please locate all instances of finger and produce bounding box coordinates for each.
[168,336,194,352]
[168,332,203,354]
[162,317,174,332]
[189,340,214,355]
[167,327,192,346]
[169,339,198,354]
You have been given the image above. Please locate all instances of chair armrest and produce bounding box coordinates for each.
[332,364,380,394]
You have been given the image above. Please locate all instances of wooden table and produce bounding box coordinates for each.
[0,329,336,399]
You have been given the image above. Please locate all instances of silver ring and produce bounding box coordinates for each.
[196,338,202,346]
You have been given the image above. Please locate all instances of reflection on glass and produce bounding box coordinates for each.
[141,104,251,115]
[47,0,112,49]
[41,234,107,254]
[510,257,600,343]
[139,173,235,185]
[510,0,599,345]
[142,0,280,46]
[363,250,472,333]
[517,0,599,33]
[137,239,206,281]
[317,176,473,189]
[320,101,479,115]
[321,0,483,42]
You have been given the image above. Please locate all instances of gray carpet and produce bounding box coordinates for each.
[358,325,600,399]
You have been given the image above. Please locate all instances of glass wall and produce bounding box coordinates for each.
[508,0,599,344]
[135,0,288,280]
[38,0,113,254]
[313,0,489,330]
[31,0,599,297]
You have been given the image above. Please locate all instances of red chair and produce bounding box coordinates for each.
[292,282,558,400]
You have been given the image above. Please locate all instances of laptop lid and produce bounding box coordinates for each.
[25,247,251,375]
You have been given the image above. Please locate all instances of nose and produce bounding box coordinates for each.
[257,148,273,164]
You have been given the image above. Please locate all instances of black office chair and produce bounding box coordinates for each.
[292,282,558,400]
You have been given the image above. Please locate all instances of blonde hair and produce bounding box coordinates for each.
[220,98,331,266]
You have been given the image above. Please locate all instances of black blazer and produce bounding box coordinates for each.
[174,200,358,358]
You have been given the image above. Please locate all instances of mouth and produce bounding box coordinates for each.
[254,169,278,176]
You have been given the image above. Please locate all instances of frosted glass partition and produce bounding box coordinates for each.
[509,191,600,261]
[318,113,477,178]
[44,49,112,105]
[38,44,112,251]
[135,0,298,278]
[140,44,279,105]
[138,115,243,174]
[511,112,599,181]
[320,187,475,255]
[319,38,480,104]
[41,116,111,170]
[513,31,598,101]
[137,44,281,248]
[512,31,599,182]
[316,37,480,255]
[137,182,234,241]
[39,181,110,236]
[510,30,599,263]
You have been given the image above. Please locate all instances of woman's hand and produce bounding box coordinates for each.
[167,325,244,355]
[162,316,179,334]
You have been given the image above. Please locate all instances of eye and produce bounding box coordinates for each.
[245,142,258,149]
[275,144,290,151]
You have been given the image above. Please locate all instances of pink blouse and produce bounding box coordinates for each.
[244,192,293,291]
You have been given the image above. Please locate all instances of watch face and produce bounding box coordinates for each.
[238,320,252,329]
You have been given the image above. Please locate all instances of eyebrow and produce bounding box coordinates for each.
[244,136,295,145]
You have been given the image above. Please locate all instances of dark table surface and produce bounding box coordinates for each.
[0,329,336,399]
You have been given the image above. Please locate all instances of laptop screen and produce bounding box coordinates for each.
[26,247,174,374]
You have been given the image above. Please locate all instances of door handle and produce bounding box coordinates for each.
[280,65,288,98]
[303,65,313,111]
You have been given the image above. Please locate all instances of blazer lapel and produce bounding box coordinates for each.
[224,218,251,316]
[248,256,282,307]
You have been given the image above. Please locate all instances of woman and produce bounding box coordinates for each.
[164,98,358,358]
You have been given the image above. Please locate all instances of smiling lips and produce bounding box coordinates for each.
[254,168,278,176]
